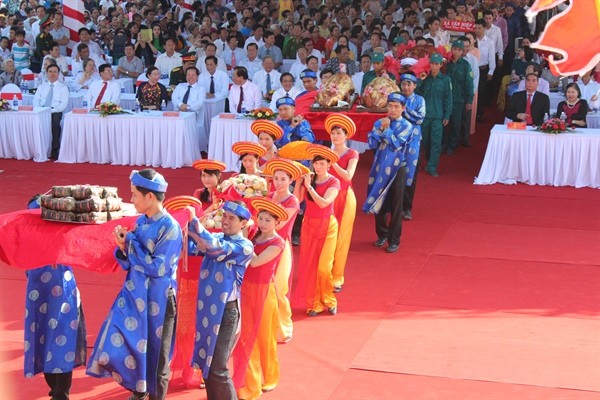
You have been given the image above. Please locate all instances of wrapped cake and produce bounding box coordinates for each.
[315,73,355,108]
[361,77,400,110]
[42,185,124,224]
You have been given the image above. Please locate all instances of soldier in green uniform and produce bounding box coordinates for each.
[444,40,474,155]
[416,53,452,177]
[35,16,54,69]
[169,52,196,88]
[361,52,397,93]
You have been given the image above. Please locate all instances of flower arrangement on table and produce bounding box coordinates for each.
[537,118,570,134]
[0,99,11,111]
[263,89,275,102]
[246,107,276,120]
[97,102,128,117]
[219,174,269,199]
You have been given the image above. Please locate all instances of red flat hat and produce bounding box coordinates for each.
[163,195,203,211]
[251,120,284,140]
[263,158,302,180]
[232,141,267,158]
[250,197,288,221]
[192,159,227,171]
[306,144,339,163]
[325,114,356,138]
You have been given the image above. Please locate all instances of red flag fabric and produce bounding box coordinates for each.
[63,0,85,56]
[529,0,600,76]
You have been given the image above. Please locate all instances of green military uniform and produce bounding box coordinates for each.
[169,52,196,87]
[444,41,474,152]
[361,52,396,94]
[416,53,452,176]
[35,17,54,63]
[282,37,303,59]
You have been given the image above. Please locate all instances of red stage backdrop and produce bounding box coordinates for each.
[527,0,600,76]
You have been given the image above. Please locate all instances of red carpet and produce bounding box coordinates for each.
[1,107,599,399]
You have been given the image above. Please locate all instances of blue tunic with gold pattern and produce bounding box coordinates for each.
[403,93,426,186]
[87,210,182,396]
[363,117,417,214]
[187,218,253,379]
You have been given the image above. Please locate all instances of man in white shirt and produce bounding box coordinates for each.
[474,19,496,120]
[71,43,104,76]
[49,13,70,57]
[213,27,229,55]
[198,55,230,99]
[352,54,372,94]
[258,31,283,70]
[74,27,104,58]
[423,16,450,48]
[484,10,503,69]
[47,42,68,76]
[238,43,262,81]
[269,72,301,111]
[244,25,264,50]
[301,38,324,66]
[172,67,209,150]
[289,47,308,83]
[30,5,46,48]
[196,43,227,75]
[116,43,143,79]
[228,66,262,113]
[253,56,281,96]
[86,63,121,108]
[221,35,246,70]
[32,63,69,159]
[576,70,600,107]
[154,38,182,78]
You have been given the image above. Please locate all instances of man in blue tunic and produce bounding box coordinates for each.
[399,72,427,221]
[87,169,183,400]
[24,195,87,400]
[187,200,254,400]
[275,96,315,147]
[363,93,418,253]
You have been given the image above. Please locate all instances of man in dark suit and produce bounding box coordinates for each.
[506,73,550,126]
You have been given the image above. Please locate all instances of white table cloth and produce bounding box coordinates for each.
[22,92,83,114]
[208,115,257,171]
[474,124,600,188]
[58,111,199,168]
[0,107,52,162]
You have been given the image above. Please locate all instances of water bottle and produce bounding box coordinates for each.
[141,56,146,67]
[559,112,566,122]
[82,99,89,111]
[161,99,166,111]
[135,99,141,113]
[12,95,18,110]
[241,107,247,115]
[121,86,125,94]
[543,113,549,123]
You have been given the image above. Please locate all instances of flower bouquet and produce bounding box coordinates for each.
[97,102,128,117]
[246,107,276,120]
[0,99,11,111]
[219,174,268,199]
[263,89,275,102]
[537,118,569,134]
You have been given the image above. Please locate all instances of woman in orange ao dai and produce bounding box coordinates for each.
[293,144,341,316]
[325,114,359,293]
[263,159,303,342]
[234,198,288,399]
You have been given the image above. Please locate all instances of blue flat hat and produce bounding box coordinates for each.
[130,170,168,192]
[400,73,418,83]
[387,92,407,105]
[299,69,317,79]
[276,96,296,108]
[223,201,251,220]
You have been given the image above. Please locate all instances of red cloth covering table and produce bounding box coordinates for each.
[0,209,189,273]
[303,105,384,143]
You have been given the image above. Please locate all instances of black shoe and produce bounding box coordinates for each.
[403,210,413,220]
[386,244,399,253]
[307,310,321,317]
[374,238,386,247]
[291,235,300,246]
[426,170,439,177]
[328,307,337,315]
[333,285,342,293]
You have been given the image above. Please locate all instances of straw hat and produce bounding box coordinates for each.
[263,159,302,180]
[250,197,288,221]
[163,195,203,211]
[251,120,284,140]
[306,144,339,163]
[231,141,267,158]
[192,159,227,171]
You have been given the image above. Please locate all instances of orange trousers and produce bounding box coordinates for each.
[332,188,356,288]
[237,282,280,400]
[274,240,293,341]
